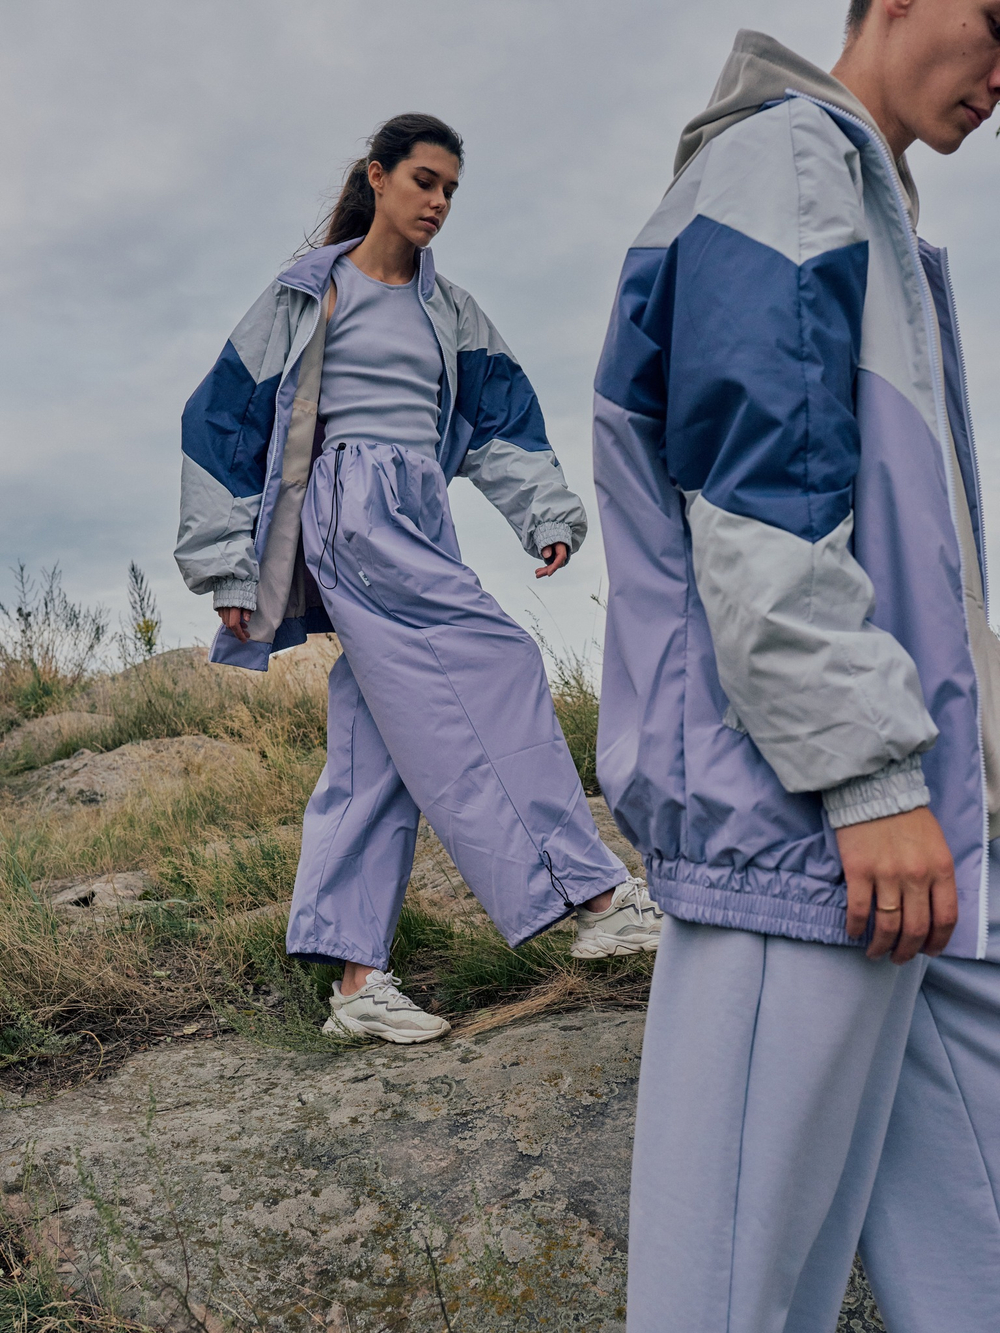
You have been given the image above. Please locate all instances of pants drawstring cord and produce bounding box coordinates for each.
[542,849,576,914]
[317,442,347,590]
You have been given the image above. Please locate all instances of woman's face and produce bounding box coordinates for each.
[369,143,460,247]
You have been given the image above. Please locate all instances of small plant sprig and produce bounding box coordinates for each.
[117,563,161,667]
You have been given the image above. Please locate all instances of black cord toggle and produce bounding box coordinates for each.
[542,849,575,913]
[317,443,347,590]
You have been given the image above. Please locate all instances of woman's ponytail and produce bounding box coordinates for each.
[322,157,377,246]
[314,113,464,249]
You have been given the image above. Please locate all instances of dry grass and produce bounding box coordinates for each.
[0,635,649,1097]
[548,650,601,795]
[0,1203,157,1333]
[0,564,109,734]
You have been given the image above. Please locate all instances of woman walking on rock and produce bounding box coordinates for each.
[176,114,661,1043]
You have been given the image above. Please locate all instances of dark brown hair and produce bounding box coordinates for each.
[318,113,464,247]
[846,0,873,37]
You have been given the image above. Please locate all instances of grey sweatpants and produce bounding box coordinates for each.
[627,916,926,1333]
[861,952,1000,1332]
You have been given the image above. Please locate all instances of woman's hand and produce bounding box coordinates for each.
[535,543,569,579]
[217,606,251,644]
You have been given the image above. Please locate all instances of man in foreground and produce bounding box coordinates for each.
[595,3,1000,1329]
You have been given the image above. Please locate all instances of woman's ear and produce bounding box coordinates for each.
[368,160,386,195]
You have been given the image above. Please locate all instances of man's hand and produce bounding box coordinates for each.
[836,807,957,964]
[217,606,251,644]
[535,542,569,579]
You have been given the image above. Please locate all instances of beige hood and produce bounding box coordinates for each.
[674,29,919,227]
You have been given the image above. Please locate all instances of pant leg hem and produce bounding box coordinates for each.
[507,869,628,947]
[287,949,389,970]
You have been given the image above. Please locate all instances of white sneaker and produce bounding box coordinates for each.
[322,970,451,1045]
[570,876,664,959]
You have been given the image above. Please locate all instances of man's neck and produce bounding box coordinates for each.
[832,43,913,159]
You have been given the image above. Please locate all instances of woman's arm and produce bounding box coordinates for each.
[450,287,587,563]
[175,280,293,610]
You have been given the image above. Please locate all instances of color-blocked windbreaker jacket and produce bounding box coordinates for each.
[595,31,992,960]
[175,239,586,670]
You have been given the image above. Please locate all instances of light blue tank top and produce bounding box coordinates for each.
[319,254,443,457]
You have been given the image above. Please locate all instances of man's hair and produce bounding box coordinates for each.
[846,0,873,36]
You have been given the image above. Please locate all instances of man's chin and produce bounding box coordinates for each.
[918,121,970,156]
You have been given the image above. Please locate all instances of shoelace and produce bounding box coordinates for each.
[364,970,418,1009]
[612,876,646,911]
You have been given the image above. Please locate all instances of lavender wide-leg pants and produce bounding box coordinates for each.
[286,442,626,969]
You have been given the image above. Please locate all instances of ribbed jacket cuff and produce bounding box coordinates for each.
[212,578,258,611]
[822,753,930,829]
[532,521,573,558]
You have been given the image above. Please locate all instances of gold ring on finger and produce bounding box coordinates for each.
[876,904,902,914]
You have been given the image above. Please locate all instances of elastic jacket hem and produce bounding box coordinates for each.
[532,520,573,557]
[212,577,258,611]
[648,855,867,948]
[822,754,931,829]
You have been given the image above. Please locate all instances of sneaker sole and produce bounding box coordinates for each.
[322,1013,451,1045]
[570,934,661,959]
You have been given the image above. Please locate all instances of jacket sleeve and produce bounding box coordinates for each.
[174,281,292,609]
[452,291,587,557]
[595,99,937,824]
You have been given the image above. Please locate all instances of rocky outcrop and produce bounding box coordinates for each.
[75,637,342,715]
[0,709,113,761]
[1,1012,883,1333]
[46,871,156,911]
[4,1013,640,1332]
[7,735,256,810]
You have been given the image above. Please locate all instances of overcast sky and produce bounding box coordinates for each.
[2,0,999,664]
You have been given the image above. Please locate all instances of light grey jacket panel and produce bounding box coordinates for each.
[446,279,587,557]
[175,455,263,600]
[458,440,585,557]
[232,280,297,384]
[687,495,938,795]
[673,28,921,229]
[662,98,938,807]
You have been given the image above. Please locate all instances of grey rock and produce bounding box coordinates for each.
[3,1014,637,1331]
[0,1011,883,1332]
[0,710,113,760]
[47,871,154,911]
[7,735,256,810]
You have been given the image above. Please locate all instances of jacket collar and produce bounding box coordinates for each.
[676,29,919,228]
[276,239,437,302]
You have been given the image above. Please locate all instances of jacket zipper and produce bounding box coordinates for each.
[940,249,991,622]
[256,281,325,546]
[415,255,455,446]
[790,91,991,954]
[941,247,993,954]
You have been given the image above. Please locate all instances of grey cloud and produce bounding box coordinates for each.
[2,1,997,656]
